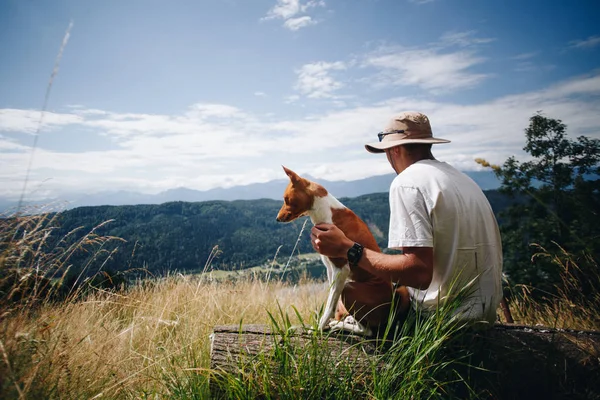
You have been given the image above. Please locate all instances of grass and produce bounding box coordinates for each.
[0,208,125,312]
[1,212,599,399]
[211,304,372,399]
[503,243,600,331]
[208,284,480,400]
[0,273,327,398]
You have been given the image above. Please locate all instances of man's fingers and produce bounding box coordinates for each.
[313,223,332,232]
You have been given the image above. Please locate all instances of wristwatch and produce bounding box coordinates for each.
[347,242,364,266]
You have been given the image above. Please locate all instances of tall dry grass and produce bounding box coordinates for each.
[0,206,327,398]
[503,243,600,331]
[0,209,320,398]
[0,208,123,313]
[0,274,326,398]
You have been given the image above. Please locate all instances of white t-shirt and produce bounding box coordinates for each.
[388,159,503,323]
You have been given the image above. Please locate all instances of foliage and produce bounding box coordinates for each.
[38,191,510,278]
[477,112,600,294]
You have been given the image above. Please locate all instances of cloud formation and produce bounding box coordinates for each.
[2,71,599,199]
[294,61,347,98]
[364,47,490,93]
[569,35,600,49]
[357,31,496,94]
[263,0,325,30]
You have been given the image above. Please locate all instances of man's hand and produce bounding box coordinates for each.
[310,224,354,258]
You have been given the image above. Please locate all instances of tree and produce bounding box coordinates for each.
[477,113,600,294]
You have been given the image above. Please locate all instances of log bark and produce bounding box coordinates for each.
[209,323,600,399]
[209,324,377,374]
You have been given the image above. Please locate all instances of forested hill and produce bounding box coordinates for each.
[54,190,513,275]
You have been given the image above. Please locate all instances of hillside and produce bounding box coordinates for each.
[50,190,513,276]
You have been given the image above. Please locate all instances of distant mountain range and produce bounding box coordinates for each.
[1,170,501,212]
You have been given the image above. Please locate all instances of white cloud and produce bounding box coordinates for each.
[284,16,316,31]
[263,0,325,30]
[440,31,495,47]
[360,30,495,94]
[513,61,555,73]
[284,94,300,103]
[360,31,495,94]
[569,35,600,49]
[511,51,539,60]
[0,135,27,151]
[364,47,490,93]
[294,61,347,98]
[254,91,267,97]
[509,52,555,73]
[184,103,245,119]
[1,73,600,200]
[264,0,303,20]
[0,109,83,134]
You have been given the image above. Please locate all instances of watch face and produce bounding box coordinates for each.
[347,243,363,264]
[348,247,357,259]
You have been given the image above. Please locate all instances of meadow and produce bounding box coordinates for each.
[1,211,599,399]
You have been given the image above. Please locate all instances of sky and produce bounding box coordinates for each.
[1,0,599,201]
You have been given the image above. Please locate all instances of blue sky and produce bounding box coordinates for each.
[1,0,599,201]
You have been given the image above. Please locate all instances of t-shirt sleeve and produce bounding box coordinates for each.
[388,185,433,248]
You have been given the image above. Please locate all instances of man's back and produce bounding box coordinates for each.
[388,159,503,323]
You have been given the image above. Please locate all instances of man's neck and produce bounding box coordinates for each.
[396,152,436,174]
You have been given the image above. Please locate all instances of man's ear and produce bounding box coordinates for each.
[282,165,302,185]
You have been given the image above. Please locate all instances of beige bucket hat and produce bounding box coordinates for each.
[365,111,450,153]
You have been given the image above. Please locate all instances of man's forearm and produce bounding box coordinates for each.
[357,247,433,290]
[310,223,433,290]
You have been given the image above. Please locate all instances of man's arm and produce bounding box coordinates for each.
[311,223,433,289]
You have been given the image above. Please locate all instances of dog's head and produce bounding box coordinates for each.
[276,166,327,223]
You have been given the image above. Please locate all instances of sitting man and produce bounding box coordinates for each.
[310,111,503,325]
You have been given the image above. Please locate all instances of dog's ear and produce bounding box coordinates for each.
[282,166,303,186]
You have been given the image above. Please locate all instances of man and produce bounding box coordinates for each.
[311,111,503,324]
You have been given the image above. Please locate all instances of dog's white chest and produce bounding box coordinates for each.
[309,194,345,225]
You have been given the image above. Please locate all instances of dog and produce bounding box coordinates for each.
[276,166,409,336]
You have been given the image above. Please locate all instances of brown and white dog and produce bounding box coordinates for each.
[276,166,409,335]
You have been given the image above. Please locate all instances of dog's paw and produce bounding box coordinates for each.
[328,319,341,328]
[329,316,373,336]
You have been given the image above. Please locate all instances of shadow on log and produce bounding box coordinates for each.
[468,324,600,399]
[210,323,600,399]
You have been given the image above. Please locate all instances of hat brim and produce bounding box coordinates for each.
[365,137,451,154]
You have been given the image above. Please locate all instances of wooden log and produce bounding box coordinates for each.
[209,323,378,374]
[209,323,600,398]
[472,324,600,399]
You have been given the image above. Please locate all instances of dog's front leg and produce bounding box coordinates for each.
[318,264,350,331]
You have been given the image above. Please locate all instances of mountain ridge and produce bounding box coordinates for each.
[1,170,501,212]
